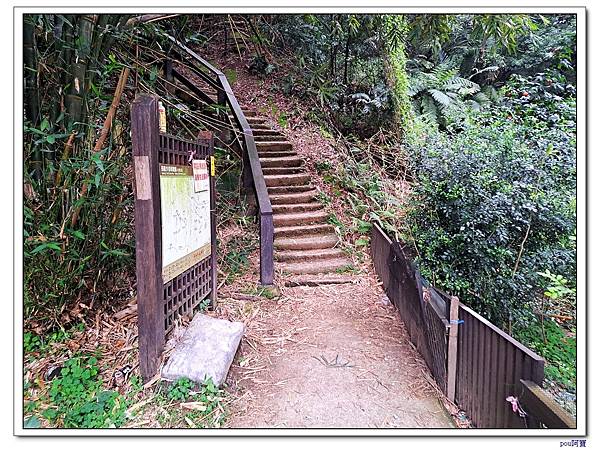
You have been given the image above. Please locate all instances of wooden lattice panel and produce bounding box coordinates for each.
[163,257,212,334]
[158,133,214,334]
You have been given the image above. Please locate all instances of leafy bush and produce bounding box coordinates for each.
[24,139,134,325]
[407,57,494,130]
[405,70,575,326]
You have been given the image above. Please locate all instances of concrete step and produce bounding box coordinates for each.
[259,156,303,168]
[276,247,346,263]
[241,109,258,117]
[269,190,318,205]
[257,150,297,158]
[279,258,353,275]
[268,184,314,194]
[251,123,272,130]
[274,223,334,238]
[254,134,288,142]
[256,142,293,151]
[274,233,339,251]
[262,166,303,176]
[264,174,310,187]
[253,129,283,136]
[271,202,322,214]
[284,275,357,287]
[246,116,267,124]
[273,210,328,227]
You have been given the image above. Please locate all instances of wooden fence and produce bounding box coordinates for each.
[370,223,575,429]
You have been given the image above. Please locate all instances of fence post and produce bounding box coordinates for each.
[260,213,274,286]
[447,296,459,402]
[203,132,218,309]
[131,94,165,381]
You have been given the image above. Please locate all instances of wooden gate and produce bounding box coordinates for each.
[131,94,217,381]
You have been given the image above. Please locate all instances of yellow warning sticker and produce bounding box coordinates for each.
[210,156,216,177]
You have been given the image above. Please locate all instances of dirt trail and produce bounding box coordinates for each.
[204,55,455,428]
[222,273,454,428]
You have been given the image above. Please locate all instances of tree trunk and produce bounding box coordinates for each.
[329,15,336,78]
[343,30,351,86]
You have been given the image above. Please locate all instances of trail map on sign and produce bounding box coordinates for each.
[160,164,211,282]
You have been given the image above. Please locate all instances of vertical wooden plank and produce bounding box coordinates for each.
[531,356,545,386]
[478,324,487,428]
[471,316,479,426]
[446,296,459,402]
[485,328,496,427]
[496,335,507,428]
[208,142,218,308]
[463,309,473,421]
[469,312,479,426]
[456,306,467,408]
[260,213,274,285]
[466,312,475,425]
[482,325,493,427]
[469,313,477,424]
[502,340,514,428]
[510,349,524,427]
[131,94,164,382]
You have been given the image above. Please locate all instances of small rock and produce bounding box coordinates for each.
[161,314,245,387]
[380,294,391,306]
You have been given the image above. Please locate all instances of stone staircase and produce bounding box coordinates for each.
[240,107,352,275]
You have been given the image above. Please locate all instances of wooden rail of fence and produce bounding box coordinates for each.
[370,223,575,429]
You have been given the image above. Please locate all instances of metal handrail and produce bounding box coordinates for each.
[165,34,274,285]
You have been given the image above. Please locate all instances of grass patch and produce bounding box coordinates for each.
[223,68,237,84]
[243,285,280,299]
[150,377,228,428]
[219,231,258,285]
[24,322,86,358]
[514,317,576,391]
[335,264,359,275]
[25,353,229,429]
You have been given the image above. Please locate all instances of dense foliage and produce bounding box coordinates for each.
[22,13,577,399]
[23,15,136,326]
[406,69,576,326]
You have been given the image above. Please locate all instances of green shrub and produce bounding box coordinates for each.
[405,70,576,326]
[23,142,134,325]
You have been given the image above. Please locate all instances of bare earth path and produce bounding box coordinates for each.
[221,272,454,428]
[204,55,455,428]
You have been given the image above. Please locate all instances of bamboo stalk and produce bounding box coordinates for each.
[70,67,130,228]
[24,14,42,180]
[54,131,77,186]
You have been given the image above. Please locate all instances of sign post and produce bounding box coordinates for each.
[131,94,216,381]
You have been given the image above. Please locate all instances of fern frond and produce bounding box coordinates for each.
[420,95,439,122]
[428,89,452,108]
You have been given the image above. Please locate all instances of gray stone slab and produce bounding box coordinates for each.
[161,314,245,386]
